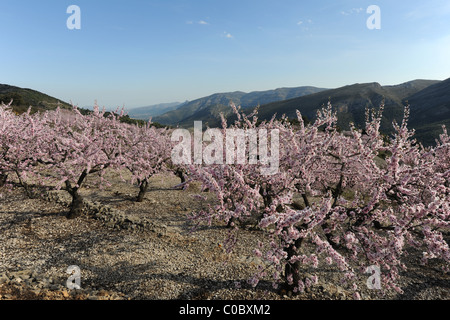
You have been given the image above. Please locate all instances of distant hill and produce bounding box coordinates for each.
[3,79,448,146]
[127,102,184,120]
[383,79,441,100]
[151,79,450,145]
[0,84,73,114]
[153,86,328,127]
[254,81,435,127]
[0,84,151,127]
[407,78,450,145]
[249,79,446,146]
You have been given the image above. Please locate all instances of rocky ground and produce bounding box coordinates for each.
[0,171,448,301]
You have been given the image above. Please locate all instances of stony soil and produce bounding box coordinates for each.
[0,171,448,300]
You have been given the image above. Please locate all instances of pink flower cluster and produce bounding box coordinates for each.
[0,102,176,216]
[187,102,449,298]
[1,100,448,298]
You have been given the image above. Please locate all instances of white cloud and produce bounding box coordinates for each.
[297,19,312,25]
[186,20,210,25]
[223,32,233,39]
[341,8,364,16]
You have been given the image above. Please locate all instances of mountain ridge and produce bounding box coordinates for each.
[2,79,448,145]
[153,86,329,126]
[252,79,445,146]
[0,84,73,113]
[150,78,446,146]
[127,102,183,120]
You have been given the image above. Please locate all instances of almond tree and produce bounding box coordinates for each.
[37,104,128,218]
[188,104,284,227]
[189,102,449,298]
[0,102,55,194]
[0,102,14,187]
[121,121,173,202]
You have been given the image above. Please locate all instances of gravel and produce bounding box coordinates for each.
[0,171,448,300]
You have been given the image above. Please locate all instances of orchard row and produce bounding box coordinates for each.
[1,101,448,298]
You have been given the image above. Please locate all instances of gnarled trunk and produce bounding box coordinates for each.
[65,171,88,219]
[283,237,304,293]
[0,173,7,187]
[175,167,186,183]
[67,190,84,219]
[136,178,149,202]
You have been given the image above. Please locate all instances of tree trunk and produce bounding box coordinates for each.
[67,189,84,219]
[283,237,304,293]
[175,168,186,183]
[136,179,149,202]
[65,170,89,219]
[0,173,7,187]
[227,216,236,228]
[14,170,35,198]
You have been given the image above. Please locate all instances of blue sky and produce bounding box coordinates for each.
[1,0,450,109]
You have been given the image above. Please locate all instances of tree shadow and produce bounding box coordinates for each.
[0,207,67,233]
[147,272,277,300]
[393,267,450,300]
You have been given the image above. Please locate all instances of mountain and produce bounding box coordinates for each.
[153,91,246,126]
[152,80,450,145]
[153,86,328,127]
[239,86,332,106]
[126,102,184,120]
[0,84,73,113]
[383,79,441,100]
[407,78,450,145]
[248,79,446,146]
[3,79,448,145]
[0,84,148,126]
[255,80,438,128]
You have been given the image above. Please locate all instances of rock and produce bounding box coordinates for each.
[38,279,51,288]
[61,289,70,298]
[319,283,348,299]
[49,284,60,291]
[12,277,23,284]
[0,274,9,284]
[14,270,33,280]
[31,288,41,296]
[97,290,109,297]
[106,221,115,228]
